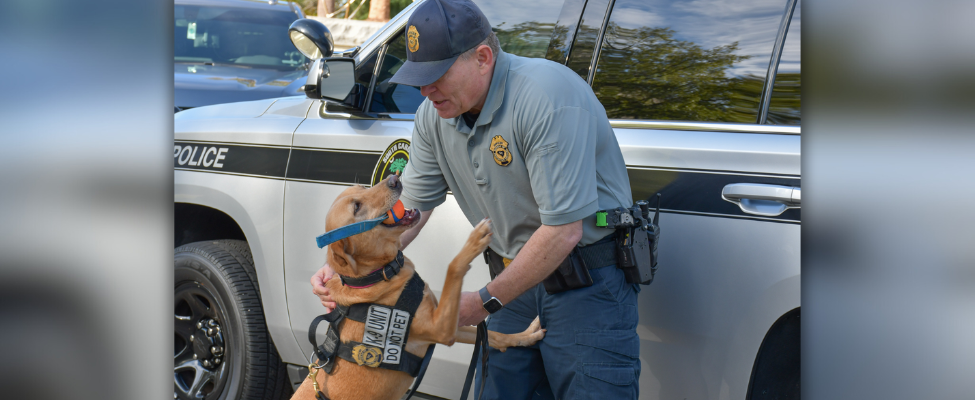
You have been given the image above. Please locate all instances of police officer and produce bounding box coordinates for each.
[312,0,640,398]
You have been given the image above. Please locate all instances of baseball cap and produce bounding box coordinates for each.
[389,0,493,87]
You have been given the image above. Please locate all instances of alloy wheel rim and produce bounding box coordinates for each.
[174,281,230,400]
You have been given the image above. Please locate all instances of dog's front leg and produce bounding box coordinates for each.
[456,316,546,352]
[414,219,492,346]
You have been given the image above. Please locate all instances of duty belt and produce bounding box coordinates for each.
[483,234,617,280]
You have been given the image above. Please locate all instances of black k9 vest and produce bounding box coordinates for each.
[308,258,427,377]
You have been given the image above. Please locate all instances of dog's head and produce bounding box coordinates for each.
[325,174,421,277]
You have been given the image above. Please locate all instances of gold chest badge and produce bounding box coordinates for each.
[490,135,512,166]
[407,25,420,53]
[351,344,382,368]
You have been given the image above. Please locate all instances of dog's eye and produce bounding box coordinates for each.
[353,202,361,215]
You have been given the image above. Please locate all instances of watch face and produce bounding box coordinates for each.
[484,298,503,314]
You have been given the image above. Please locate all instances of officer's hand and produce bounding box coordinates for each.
[311,262,337,312]
[458,291,489,326]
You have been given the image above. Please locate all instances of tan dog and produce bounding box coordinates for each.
[292,175,545,400]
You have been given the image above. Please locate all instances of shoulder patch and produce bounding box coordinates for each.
[490,135,512,166]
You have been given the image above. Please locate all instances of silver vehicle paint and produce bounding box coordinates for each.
[175,0,801,398]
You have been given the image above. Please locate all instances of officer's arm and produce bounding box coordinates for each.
[458,220,582,326]
[399,209,434,250]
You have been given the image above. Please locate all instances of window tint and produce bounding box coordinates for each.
[370,30,425,114]
[544,0,587,64]
[768,0,800,125]
[473,0,566,58]
[174,5,305,70]
[591,0,786,122]
[368,0,568,114]
[338,51,377,109]
[564,0,612,81]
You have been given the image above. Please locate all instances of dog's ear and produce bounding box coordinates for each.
[327,238,357,275]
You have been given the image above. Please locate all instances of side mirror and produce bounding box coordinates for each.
[302,58,356,102]
[288,19,334,59]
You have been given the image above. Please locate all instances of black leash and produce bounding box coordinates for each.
[402,344,436,400]
[459,322,489,400]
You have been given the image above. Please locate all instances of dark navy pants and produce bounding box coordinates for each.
[474,265,641,400]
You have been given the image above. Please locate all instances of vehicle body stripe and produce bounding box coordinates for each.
[175,142,800,223]
[286,149,380,185]
[174,142,289,177]
[628,168,800,223]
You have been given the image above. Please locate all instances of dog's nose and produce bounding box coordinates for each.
[387,174,400,189]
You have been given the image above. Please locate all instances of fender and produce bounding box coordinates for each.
[175,171,305,364]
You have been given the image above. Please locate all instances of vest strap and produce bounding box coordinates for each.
[307,272,428,376]
[334,340,427,377]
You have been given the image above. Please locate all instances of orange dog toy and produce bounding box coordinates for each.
[383,200,406,225]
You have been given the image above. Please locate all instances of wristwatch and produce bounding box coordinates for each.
[478,286,504,314]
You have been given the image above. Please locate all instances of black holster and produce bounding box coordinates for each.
[540,248,593,294]
[483,249,506,281]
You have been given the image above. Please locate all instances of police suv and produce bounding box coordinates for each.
[174,0,801,399]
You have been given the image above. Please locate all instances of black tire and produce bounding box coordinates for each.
[746,308,800,400]
[175,240,292,400]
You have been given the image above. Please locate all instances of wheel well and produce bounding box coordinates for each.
[175,203,246,248]
[746,307,800,400]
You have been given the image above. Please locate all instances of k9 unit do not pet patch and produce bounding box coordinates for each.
[361,305,410,365]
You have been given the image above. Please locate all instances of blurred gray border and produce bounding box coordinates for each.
[1,0,973,399]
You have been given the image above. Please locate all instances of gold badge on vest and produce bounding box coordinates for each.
[408,25,420,53]
[490,135,512,166]
[351,344,383,367]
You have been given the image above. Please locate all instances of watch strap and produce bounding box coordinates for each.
[478,286,503,313]
[478,286,492,304]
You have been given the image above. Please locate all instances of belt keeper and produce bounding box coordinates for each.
[382,267,389,281]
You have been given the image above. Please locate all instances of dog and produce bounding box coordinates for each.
[292,175,545,400]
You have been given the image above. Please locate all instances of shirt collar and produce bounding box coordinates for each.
[444,50,510,132]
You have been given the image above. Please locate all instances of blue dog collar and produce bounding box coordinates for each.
[315,214,388,248]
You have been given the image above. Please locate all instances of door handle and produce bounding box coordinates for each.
[721,183,800,217]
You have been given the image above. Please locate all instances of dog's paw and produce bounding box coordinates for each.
[466,219,493,254]
[451,219,492,275]
[520,316,546,346]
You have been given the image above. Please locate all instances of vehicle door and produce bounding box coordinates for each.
[560,0,801,399]
[281,1,577,398]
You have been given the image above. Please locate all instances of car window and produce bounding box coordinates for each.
[473,0,566,58]
[590,0,786,123]
[544,0,587,64]
[370,30,426,114]
[174,5,305,70]
[767,0,800,125]
[564,0,612,81]
[341,51,378,109]
[367,0,567,114]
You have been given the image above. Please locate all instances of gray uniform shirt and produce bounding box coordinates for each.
[401,51,633,259]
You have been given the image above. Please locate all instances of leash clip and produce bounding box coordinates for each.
[307,363,322,393]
